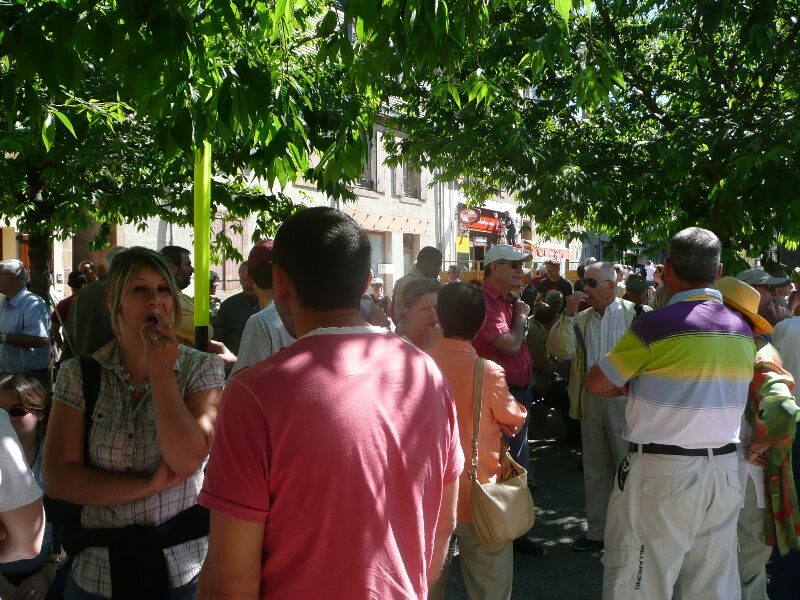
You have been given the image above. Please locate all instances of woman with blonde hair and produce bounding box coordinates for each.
[43,247,225,600]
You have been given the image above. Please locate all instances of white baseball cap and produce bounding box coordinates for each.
[370,277,384,286]
[484,244,532,267]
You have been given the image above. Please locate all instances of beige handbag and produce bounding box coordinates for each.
[469,358,536,547]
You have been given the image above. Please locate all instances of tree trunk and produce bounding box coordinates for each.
[27,231,52,303]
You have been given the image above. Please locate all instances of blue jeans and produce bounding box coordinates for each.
[64,574,198,600]
[507,387,533,480]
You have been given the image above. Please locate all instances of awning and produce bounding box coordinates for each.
[520,239,570,259]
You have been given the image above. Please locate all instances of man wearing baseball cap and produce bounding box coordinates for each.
[230,241,295,375]
[737,268,791,313]
[472,244,540,554]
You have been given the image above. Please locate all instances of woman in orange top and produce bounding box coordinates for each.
[426,282,527,600]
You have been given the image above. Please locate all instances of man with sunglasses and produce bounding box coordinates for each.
[473,244,542,554]
[547,261,647,553]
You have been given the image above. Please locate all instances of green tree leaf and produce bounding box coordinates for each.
[41,111,56,151]
[555,0,571,23]
[52,109,77,138]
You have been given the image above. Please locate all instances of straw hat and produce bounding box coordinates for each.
[714,276,772,335]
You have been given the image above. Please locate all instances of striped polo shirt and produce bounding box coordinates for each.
[598,288,756,448]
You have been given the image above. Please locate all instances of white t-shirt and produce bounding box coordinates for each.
[645,264,656,281]
[0,410,42,512]
[231,303,296,375]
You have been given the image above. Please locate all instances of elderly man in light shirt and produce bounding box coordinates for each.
[547,260,648,553]
[0,260,50,387]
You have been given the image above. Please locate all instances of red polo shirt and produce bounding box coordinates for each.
[472,281,533,387]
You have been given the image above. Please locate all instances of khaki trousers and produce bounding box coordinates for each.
[428,522,513,600]
[602,450,742,600]
[580,394,629,541]
[737,476,771,600]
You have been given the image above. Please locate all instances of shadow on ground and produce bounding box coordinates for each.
[442,407,604,599]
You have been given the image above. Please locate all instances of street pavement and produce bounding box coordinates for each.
[441,407,605,599]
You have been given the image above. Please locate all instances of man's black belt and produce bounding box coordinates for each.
[630,442,737,456]
[508,384,531,392]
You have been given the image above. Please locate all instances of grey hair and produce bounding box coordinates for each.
[667,227,721,284]
[448,264,461,275]
[0,259,26,283]
[584,257,597,266]
[104,246,126,270]
[238,261,248,277]
[586,261,616,281]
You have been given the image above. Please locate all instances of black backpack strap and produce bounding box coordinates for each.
[49,357,102,561]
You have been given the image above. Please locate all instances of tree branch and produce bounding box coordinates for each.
[595,0,676,131]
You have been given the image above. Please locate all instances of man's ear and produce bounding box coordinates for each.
[272,265,293,303]
[663,259,675,286]
[715,263,723,281]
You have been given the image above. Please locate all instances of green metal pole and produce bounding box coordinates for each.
[194,140,211,351]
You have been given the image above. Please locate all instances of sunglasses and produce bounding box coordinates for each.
[496,260,522,269]
[7,406,33,418]
[584,278,612,289]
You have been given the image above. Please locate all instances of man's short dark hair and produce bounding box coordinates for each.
[209,271,219,284]
[160,245,189,267]
[437,282,485,340]
[67,271,87,289]
[272,207,371,310]
[417,246,443,267]
[667,227,721,285]
[577,265,585,278]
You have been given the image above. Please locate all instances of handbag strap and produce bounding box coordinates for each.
[470,358,485,481]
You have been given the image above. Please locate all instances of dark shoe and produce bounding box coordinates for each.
[571,536,604,552]
[513,536,545,556]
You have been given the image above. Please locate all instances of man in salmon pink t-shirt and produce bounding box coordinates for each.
[198,207,463,600]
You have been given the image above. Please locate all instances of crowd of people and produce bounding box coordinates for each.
[0,211,799,600]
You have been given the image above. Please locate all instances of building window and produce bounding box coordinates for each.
[403,164,421,199]
[357,133,377,190]
[403,234,416,272]
[367,232,385,274]
[391,166,400,197]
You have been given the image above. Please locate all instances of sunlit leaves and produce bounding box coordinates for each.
[554,0,571,23]
[387,0,800,259]
[40,111,55,150]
